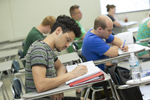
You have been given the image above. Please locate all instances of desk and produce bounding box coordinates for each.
[0,61,13,100]
[22,70,114,100]
[0,41,22,51]
[0,49,18,60]
[0,61,13,82]
[127,27,139,33]
[58,52,80,64]
[120,21,138,27]
[114,21,138,34]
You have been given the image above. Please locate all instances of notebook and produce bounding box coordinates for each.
[118,44,145,55]
[66,61,104,85]
[69,71,104,87]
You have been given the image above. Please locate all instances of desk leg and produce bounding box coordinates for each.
[108,79,117,100]
[2,80,10,100]
[1,84,6,100]
[83,87,90,100]
[7,70,13,83]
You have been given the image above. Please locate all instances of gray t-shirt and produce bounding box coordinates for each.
[25,40,57,93]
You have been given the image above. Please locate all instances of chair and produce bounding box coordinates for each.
[11,78,23,99]
[71,42,113,100]
[115,31,134,45]
[71,42,87,63]
[12,60,25,90]
[22,41,25,49]
[18,49,24,59]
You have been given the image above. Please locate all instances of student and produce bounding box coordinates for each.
[25,15,89,100]
[67,5,86,53]
[106,4,121,35]
[82,15,128,71]
[136,16,150,57]
[23,16,56,57]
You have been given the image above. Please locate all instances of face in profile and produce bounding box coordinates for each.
[111,7,116,14]
[74,8,82,21]
[100,22,113,39]
[55,31,75,52]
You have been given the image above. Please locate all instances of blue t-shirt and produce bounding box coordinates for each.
[82,29,114,70]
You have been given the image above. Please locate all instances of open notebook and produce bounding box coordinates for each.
[118,44,145,55]
[66,61,104,86]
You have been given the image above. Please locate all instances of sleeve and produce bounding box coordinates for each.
[90,37,110,56]
[53,52,58,62]
[106,34,114,43]
[30,46,48,68]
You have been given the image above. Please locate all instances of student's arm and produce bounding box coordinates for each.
[113,21,121,27]
[103,45,119,57]
[32,64,87,93]
[54,59,66,76]
[111,37,128,52]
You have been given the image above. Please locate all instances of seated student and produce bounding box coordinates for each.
[136,16,150,57]
[23,15,56,57]
[82,15,128,71]
[25,15,89,100]
[67,5,86,53]
[106,4,121,35]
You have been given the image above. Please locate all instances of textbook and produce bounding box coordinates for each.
[66,61,105,86]
[118,44,145,55]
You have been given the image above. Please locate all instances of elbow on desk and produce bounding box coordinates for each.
[108,51,119,58]
[36,85,46,93]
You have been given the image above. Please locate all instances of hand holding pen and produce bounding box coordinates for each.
[120,39,128,52]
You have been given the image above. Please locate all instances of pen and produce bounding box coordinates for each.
[122,39,126,48]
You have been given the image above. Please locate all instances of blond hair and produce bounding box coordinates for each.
[41,16,56,28]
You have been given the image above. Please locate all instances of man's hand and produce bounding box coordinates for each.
[71,65,88,78]
[120,44,128,52]
[52,93,64,100]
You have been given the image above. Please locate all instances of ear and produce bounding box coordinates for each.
[98,27,102,32]
[46,25,51,29]
[56,27,62,35]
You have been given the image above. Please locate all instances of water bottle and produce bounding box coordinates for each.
[129,53,141,82]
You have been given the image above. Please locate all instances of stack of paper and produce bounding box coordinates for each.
[118,44,145,55]
[66,61,105,87]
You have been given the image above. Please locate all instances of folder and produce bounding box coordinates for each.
[69,71,105,87]
[66,61,105,86]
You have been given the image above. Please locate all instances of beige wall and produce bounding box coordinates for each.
[0,0,149,42]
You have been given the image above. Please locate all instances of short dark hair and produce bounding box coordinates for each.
[69,5,79,16]
[50,15,81,38]
[106,4,116,12]
[94,16,107,30]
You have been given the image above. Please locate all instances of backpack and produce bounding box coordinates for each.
[105,63,143,100]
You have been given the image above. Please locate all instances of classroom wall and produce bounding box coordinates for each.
[0,0,149,42]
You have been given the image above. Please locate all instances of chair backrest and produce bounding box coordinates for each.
[18,49,24,58]
[71,42,79,52]
[115,32,134,45]
[11,78,23,99]
[12,60,20,73]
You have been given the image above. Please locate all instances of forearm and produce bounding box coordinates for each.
[111,37,123,47]
[57,65,66,76]
[35,72,74,93]
[55,59,66,76]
